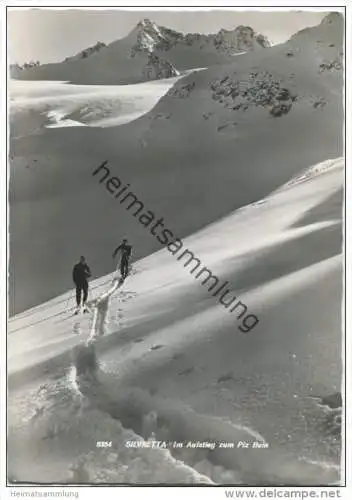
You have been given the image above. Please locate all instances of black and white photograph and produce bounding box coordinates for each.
[3,2,349,492]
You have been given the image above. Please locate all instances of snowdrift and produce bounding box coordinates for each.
[8,158,343,484]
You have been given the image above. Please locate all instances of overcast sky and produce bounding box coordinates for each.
[8,9,329,65]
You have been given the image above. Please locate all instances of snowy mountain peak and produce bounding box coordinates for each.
[138,18,152,27]
[137,18,159,30]
[130,19,167,54]
[129,19,271,58]
[134,19,166,39]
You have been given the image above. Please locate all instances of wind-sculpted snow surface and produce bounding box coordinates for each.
[8,12,343,485]
[8,159,343,484]
[71,344,338,485]
[9,14,343,315]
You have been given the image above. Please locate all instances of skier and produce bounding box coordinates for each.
[112,239,133,279]
[72,256,91,313]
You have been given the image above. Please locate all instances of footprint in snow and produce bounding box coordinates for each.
[217,372,234,383]
[73,323,81,335]
[149,344,164,351]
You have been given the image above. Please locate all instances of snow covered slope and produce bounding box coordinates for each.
[9,75,184,134]
[11,18,270,85]
[9,12,343,315]
[8,158,343,485]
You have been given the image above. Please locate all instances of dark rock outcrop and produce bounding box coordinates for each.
[319,58,343,72]
[142,53,179,80]
[270,102,292,117]
[168,81,196,98]
[213,25,271,54]
[211,71,297,116]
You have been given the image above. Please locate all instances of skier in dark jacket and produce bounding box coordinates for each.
[112,239,132,279]
[72,256,91,312]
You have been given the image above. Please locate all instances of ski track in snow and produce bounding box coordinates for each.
[8,157,343,485]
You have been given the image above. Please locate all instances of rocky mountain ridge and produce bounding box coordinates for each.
[10,18,271,84]
[129,18,271,57]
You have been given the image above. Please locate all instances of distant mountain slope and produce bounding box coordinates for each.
[147,12,343,131]
[11,18,271,85]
